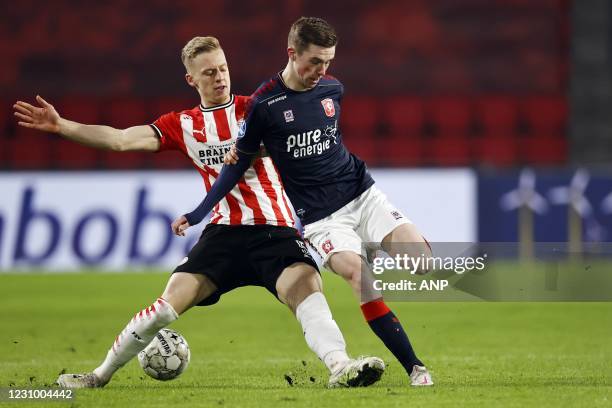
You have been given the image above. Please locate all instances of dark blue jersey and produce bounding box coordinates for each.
[183,73,374,227]
[237,73,374,224]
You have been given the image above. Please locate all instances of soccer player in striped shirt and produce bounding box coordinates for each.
[177,18,434,386]
[13,36,384,388]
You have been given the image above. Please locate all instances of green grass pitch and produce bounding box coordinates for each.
[0,270,610,407]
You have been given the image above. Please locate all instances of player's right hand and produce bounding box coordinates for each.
[13,95,61,134]
[223,145,239,165]
[171,215,191,237]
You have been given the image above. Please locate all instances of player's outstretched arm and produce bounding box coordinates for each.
[13,95,160,152]
[171,149,253,235]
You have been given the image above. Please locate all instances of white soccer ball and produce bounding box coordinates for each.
[138,329,190,381]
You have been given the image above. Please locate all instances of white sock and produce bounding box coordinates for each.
[93,297,178,382]
[295,292,350,373]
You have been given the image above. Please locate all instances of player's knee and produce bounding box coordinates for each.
[162,272,216,315]
[276,263,321,312]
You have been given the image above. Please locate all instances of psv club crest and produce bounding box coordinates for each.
[321,98,335,117]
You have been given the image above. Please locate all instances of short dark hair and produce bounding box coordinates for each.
[288,17,338,54]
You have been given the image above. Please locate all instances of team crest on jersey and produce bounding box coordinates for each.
[238,119,246,138]
[322,239,335,254]
[321,98,335,117]
[284,110,294,123]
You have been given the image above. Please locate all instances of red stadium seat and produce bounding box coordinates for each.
[149,97,195,119]
[343,132,377,164]
[384,97,425,137]
[473,134,518,167]
[341,97,379,134]
[105,98,149,129]
[8,133,53,169]
[150,150,192,169]
[521,135,567,165]
[53,138,99,169]
[474,96,519,135]
[428,134,471,166]
[0,100,9,137]
[57,97,101,124]
[101,151,148,169]
[427,97,473,136]
[521,96,567,134]
[384,135,425,166]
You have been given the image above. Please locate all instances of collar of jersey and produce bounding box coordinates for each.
[199,94,235,112]
[277,72,313,93]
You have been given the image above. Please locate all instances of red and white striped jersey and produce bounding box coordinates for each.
[151,94,295,227]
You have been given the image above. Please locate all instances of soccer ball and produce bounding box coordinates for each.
[138,329,190,381]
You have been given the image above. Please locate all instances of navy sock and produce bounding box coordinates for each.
[361,299,423,375]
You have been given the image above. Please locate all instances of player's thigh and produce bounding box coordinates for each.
[358,186,425,253]
[275,262,322,312]
[248,226,320,306]
[161,272,218,315]
[327,250,363,281]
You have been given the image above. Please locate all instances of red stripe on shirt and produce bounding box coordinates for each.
[270,160,295,224]
[253,159,287,226]
[234,96,248,121]
[237,174,266,225]
[192,110,207,143]
[213,109,232,141]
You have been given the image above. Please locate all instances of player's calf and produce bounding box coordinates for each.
[57,297,178,389]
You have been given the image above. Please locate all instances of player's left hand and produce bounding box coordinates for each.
[171,215,191,236]
[224,145,239,165]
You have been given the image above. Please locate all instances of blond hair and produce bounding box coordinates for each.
[181,36,221,67]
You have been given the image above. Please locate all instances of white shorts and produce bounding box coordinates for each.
[303,186,411,266]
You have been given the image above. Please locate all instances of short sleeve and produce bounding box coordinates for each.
[150,112,183,152]
[236,98,266,154]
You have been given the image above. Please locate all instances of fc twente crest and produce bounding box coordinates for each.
[321,98,335,117]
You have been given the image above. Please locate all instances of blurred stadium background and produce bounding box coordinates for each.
[2,0,612,270]
[1,2,611,406]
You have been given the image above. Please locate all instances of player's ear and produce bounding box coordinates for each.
[185,73,197,89]
[288,47,297,61]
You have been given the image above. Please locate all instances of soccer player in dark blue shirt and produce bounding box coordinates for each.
[174,17,434,386]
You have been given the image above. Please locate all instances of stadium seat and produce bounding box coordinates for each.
[521,135,567,165]
[149,97,195,119]
[58,97,102,124]
[428,134,471,166]
[344,133,377,164]
[474,96,519,136]
[102,151,148,169]
[105,98,149,129]
[472,134,518,167]
[521,96,567,134]
[8,132,53,169]
[341,97,379,135]
[427,97,474,137]
[384,135,425,166]
[53,138,99,169]
[150,150,192,169]
[383,97,426,138]
[0,99,9,137]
